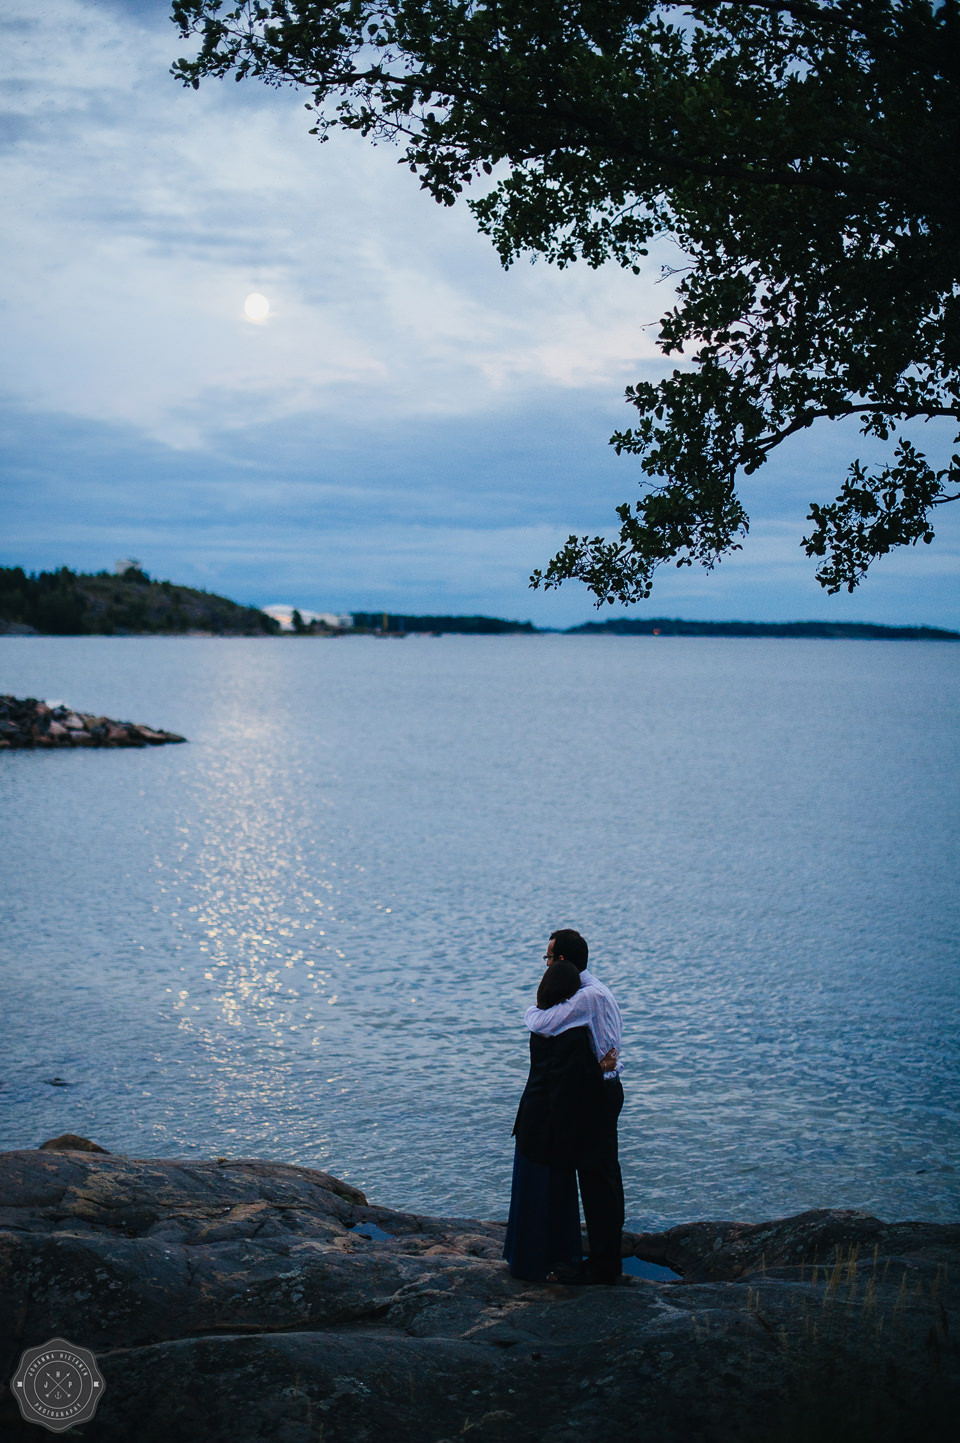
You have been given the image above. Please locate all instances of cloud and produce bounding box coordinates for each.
[4,391,957,628]
[0,0,672,449]
[1,2,956,627]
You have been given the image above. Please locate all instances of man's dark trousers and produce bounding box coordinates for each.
[577,1076,624,1281]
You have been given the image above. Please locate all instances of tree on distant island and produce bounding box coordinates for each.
[172,1,959,603]
[0,566,280,636]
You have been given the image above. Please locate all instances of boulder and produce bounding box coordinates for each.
[0,1147,956,1442]
[132,725,181,744]
[38,1135,111,1153]
[624,1209,960,1281]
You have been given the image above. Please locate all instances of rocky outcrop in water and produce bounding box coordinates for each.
[0,696,185,749]
[0,1144,956,1442]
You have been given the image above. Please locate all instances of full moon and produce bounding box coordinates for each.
[243,292,270,322]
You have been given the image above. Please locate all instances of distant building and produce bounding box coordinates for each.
[262,606,352,632]
[262,606,297,632]
[114,558,142,575]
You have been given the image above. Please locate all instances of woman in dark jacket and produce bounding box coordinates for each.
[503,962,606,1282]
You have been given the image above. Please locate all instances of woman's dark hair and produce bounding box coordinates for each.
[537,960,581,1009]
[549,928,588,972]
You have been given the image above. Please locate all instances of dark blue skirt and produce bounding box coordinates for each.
[502,1145,582,1282]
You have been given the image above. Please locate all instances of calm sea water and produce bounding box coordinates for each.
[1,634,957,1230]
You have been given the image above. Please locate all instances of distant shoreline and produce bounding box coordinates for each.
[1,568,956,640]
[564,617,960,641]
[2,617,957,641]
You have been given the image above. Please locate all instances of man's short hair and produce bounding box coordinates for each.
[550,928,588,972]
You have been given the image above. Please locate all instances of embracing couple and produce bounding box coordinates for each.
[503,928,625,1286]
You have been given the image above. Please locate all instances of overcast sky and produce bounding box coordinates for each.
[2,0,957,626]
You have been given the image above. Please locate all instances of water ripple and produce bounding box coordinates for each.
[1,634,957,1228]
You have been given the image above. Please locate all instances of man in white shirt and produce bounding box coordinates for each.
[524,928,625,1284]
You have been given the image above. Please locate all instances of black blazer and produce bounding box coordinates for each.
[512,1026,606,1170]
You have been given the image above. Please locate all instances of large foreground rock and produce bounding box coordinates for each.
[1,1146,957,1441]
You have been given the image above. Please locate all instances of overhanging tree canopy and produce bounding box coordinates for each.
[172,0,960,603]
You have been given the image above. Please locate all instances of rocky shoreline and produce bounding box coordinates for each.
[1,1140,957,1441]
[0,695,185,749]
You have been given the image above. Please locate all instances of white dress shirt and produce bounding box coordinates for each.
[524,968,624,1079]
